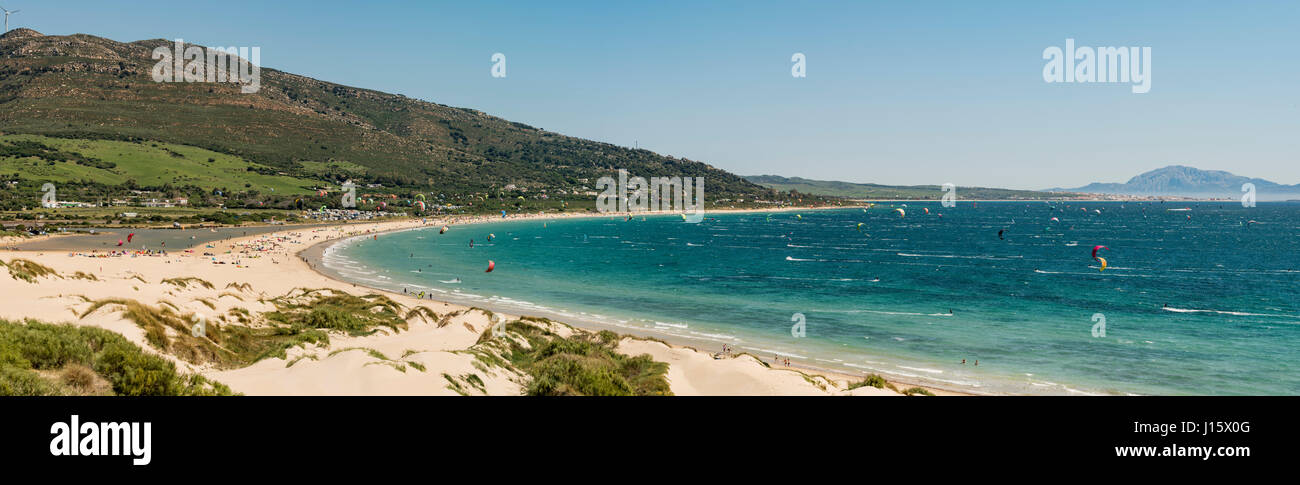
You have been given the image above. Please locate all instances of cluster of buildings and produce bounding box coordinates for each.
[302,208,408,222]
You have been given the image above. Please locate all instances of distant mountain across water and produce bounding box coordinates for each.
[742,175,1058,200]
[748,166,1300,202]
[1045,165,1300,201]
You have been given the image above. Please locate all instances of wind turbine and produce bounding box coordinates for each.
[1,6,19,34]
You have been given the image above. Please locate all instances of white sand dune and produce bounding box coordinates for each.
[1,209,917,396]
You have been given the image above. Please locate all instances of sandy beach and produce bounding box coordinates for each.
[0,207,959,396]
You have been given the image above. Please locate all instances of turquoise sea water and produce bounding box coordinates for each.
[324,202,1300,395]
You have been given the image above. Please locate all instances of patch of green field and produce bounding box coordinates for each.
[298,160,369,179]
[0,134,324,194]
[2,205,300,223]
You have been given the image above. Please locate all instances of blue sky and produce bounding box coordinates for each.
[12,0,1300,189]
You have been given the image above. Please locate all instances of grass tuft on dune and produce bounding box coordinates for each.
[469,317,671,396]
[78,288,431,369]
[848,374,900,393]
[3,258,61,283]
[0,319,235,396]
[161,277,215,290]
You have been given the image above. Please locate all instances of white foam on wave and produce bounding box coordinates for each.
[897,252,1005,260]
[819,309,952,317]
[897,365,944,374]
[743,347,807,359]
[1162,307,1284,317]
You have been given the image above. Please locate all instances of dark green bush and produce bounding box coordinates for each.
[0,319,235,396]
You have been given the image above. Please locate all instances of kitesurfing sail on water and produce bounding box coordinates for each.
[1092,245,1110,272]
[1091,245,1108,259]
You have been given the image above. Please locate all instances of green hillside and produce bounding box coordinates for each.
[744,175,1066,200]
[0,134,322,194]
[0,28,807,209]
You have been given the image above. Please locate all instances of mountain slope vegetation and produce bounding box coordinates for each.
[0,28,798,206]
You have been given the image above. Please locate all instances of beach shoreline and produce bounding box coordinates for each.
[295,207,975,396]
[0,205,969,396]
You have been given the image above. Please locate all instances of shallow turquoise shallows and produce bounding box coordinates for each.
[324,202,1300,395]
